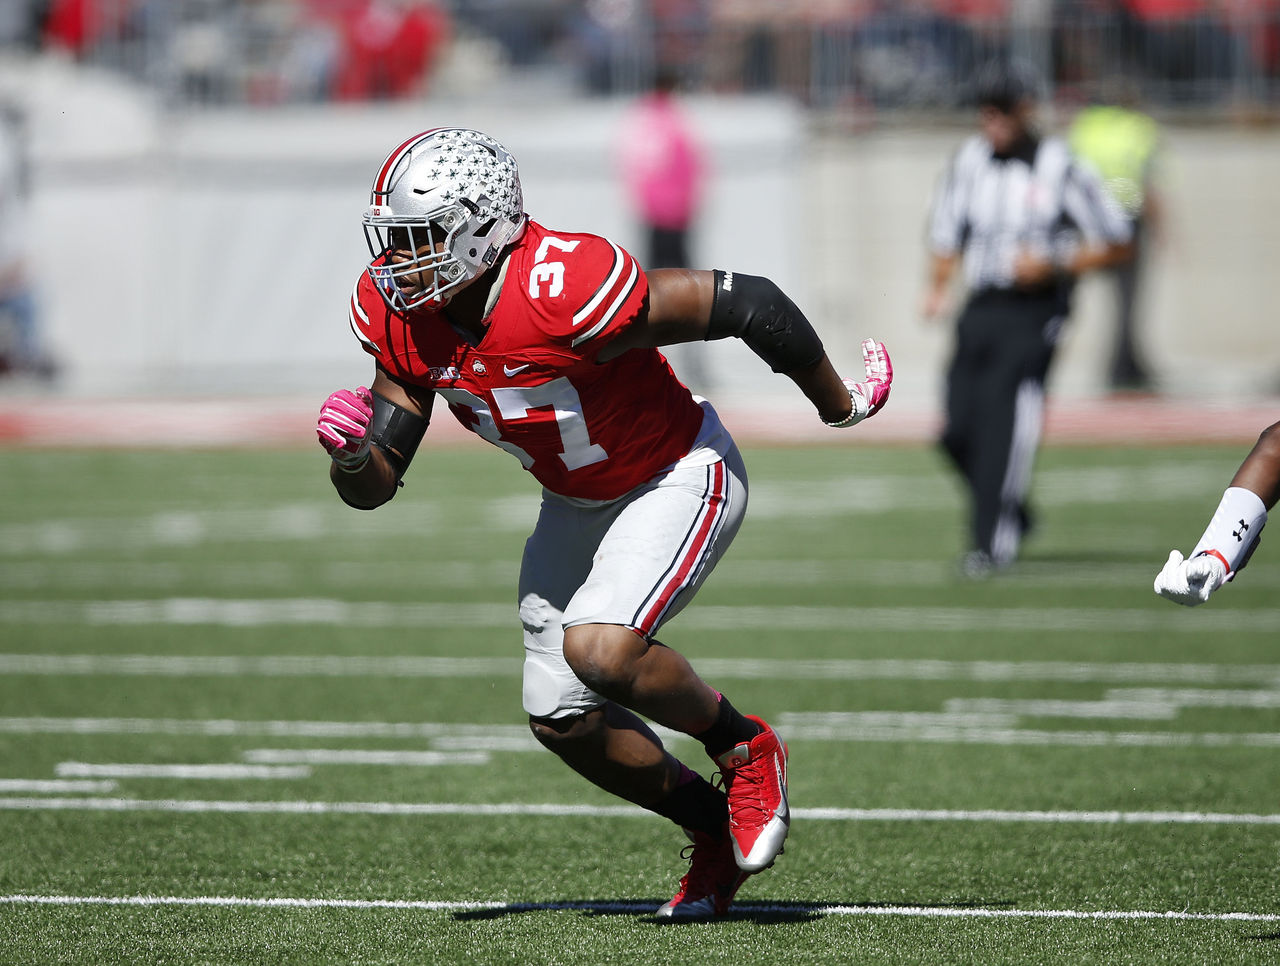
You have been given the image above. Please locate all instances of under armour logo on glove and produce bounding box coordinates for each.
[1233,519,1249,542]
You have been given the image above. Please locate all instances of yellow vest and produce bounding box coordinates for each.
[1068,106,1159,217]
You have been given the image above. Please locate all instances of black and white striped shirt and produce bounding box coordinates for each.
[927,134,1131,291]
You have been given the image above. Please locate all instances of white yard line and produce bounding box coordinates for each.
[0,779,117,793]
[8,713,1280,749]
[6,654,1280,683]
[0,717,534,738]
[0,892,1276,922]
[4,558,1273,591]
[2,797,1279,826]
[241,749,491,766]
[0,654,520,677]
[1,598,1276,632]
[940,698,1179,719]
[54,763,311,780]
[0,460,1236,558]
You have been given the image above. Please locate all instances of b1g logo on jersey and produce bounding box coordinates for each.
[528,237,581,299]
[428,365,460,382]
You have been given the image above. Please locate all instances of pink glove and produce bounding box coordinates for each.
[827,339,893,428]
[317,386,374,469]
[854,338,893,417]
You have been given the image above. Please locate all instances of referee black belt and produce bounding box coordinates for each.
[970,285,1061,304]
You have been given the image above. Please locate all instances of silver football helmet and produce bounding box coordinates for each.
[363,128,526,311]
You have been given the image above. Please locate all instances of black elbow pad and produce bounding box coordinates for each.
[370,390,430,481]
[705,270,824,373]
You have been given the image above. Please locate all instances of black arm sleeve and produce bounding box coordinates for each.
[704,270,825,373]
[370,390,431,481]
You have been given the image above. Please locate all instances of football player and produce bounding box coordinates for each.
[316,128,893,918]
[1155,420,1278,605]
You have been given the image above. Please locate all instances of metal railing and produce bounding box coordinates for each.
[5,0,1279,113]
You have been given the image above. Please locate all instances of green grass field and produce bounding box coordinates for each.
[2,440,1278,965]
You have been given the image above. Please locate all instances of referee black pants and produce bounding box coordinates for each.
[940,289,1065,566]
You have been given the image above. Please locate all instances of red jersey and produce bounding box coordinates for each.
[347,219,706,500]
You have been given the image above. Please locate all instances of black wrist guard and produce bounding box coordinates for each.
[370,390,430,481]
[705,270,825,373]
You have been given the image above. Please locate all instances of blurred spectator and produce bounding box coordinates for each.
[1124,0,1237,102]
[42,0,133,58]
[618,66,710,387]
[170,0,237,103]
[707,0,803,96]
[652,0,711,88]
[331,0,449,100]
[852,0,982,109]
[618,67,704,272]
[571,0,650,96]
[1069,87,1165,392]
[0,0,47,50]
[0,105,55,380]
[234,0,342,103]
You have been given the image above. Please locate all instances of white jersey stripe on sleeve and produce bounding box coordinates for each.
[348,280,381,353]
[572,241,626,327]
[571,255,639,348]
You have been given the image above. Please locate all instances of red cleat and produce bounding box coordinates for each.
[715,715,789,872]
[656,825,752,920]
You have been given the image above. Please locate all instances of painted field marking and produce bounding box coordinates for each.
[1,598,1275,633]
[0,779,117,794]
[5,655,1280,684]
[3,797,1280,826]
[4,558,1273,593]
[54,763,311,780]
[9,714,1280,749]
[0,717,536,738]
[1,893,1277,923]
[241,749,491,766]
[0,460,1228,557]
[940,698,1179,719]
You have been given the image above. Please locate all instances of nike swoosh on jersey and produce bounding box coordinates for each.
[503,363,531,377]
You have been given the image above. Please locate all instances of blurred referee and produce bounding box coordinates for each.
[923,61,1133,577]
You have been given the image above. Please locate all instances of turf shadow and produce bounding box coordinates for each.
[451,898,1012,924]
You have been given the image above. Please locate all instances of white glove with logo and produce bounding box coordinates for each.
[1153,550,1228,607]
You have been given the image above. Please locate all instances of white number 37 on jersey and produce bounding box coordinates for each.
[527,237,580,299]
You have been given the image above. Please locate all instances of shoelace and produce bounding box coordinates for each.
[725,756,774,826]
[676,836,736,901]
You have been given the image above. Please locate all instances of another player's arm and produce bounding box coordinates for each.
[1154,420,1278,606]
[317,367,433,510]
[601,268,891,427]
[1230,421,1280,510]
